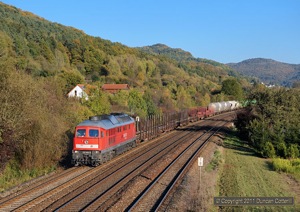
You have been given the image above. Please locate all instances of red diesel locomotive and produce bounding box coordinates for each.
[72,113,136,166]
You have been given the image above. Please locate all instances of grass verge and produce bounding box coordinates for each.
[0,159,57,193]
[206,149,223,172]
[216,133,299,211]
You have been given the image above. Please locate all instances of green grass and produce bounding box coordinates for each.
[216,134,299,211]
[206,149,223,172]
[0,159,57,193]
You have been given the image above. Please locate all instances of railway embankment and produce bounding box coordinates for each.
[170,129,300,211]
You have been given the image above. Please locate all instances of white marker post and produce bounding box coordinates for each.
[198,157,203,197]
[135,116,140,139]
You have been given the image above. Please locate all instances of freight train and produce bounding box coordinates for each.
[71,101,240,166]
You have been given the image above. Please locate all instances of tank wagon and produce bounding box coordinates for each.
[208,101,240,114]
[72,113,136,166]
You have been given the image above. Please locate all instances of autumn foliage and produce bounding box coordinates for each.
[0,2,247,179]
[236,87,300,158]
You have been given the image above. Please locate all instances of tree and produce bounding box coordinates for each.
[128,89,147,117]
[0,31,14,63]
[221,78,244,100]
[59,70,85,93]
[287,144,299,159]
[84,88,111,115]
[143,91,158,116]
[276,142,287,158]
[176,85,192,109]
[237,87,300,158]
[262,142,276,158]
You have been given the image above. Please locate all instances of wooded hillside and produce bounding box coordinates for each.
[0,1,249,178]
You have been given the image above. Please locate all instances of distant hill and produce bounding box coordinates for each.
[138,44,224,66]
[137,44,193,61]
[138,44,240,77]
[227,58,300,87]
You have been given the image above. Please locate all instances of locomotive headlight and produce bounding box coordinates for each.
[73,150,78,153]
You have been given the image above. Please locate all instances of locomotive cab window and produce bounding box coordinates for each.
[76,129,86,137]
[89,129,99,137]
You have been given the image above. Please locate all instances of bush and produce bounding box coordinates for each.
[0,159,56,192]
[206,150,223,171]
[262,141,276,158]
[272,158,294,173]
[287,144,299,159]
[272,158,300,174]
[0,69,74,171]
[276,141,288,158]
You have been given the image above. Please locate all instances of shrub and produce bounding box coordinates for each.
[272,158,294,173]
[272,158,300,174]
[291,159,300,172]
[0,69,74,171]
[0,159,56,192]
[287,144,299,159]
[276,141,288,158]
[262,141,276,158]
[206,150,223,171]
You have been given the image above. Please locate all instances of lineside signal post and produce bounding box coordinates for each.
[198,157,203,167]
[198,157,203,198]
[135,116,140,138]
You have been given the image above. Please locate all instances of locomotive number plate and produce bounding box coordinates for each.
[76,144,99,149]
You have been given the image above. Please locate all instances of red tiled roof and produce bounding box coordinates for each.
[77,84,85,89]
[102,84,130,90]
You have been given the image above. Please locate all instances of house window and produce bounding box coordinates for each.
[75,90,77,97]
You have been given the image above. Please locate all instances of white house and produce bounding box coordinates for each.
[67,84,89,100]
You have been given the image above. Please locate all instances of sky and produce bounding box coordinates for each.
[1,0,300,64]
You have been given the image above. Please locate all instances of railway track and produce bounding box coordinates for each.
[126,124,223,211]
[0,112,236,211]
[50,123,206,211]
[0,166,91,211]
